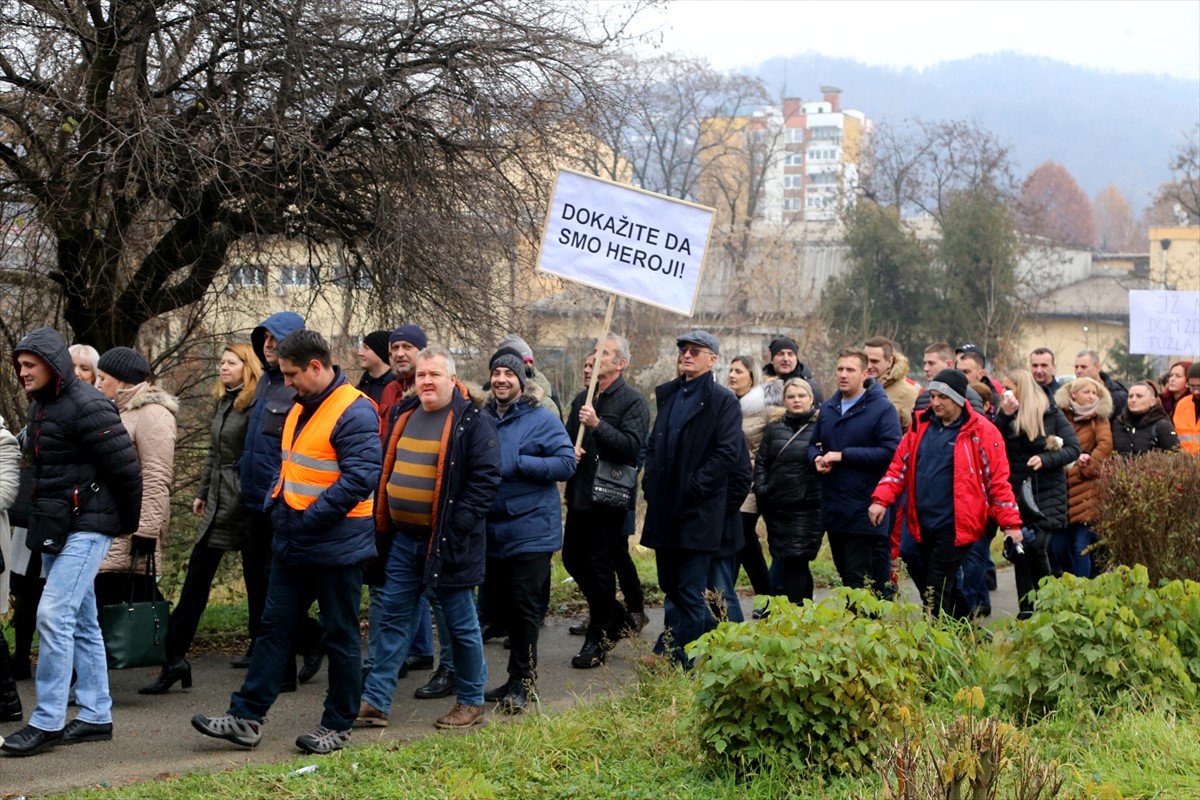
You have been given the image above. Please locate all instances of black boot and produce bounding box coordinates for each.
[484,677,515,703]
[137,659,192,695]
[413,664,455,699]
[0,639,22,722]
[571,637,606,669]
[0,685,22,723]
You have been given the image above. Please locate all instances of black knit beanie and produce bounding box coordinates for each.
[97,347,151,385]
[489,347,527,389]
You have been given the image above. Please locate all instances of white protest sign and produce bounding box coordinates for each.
[1129,290,1200,355]
[535,169,715,316]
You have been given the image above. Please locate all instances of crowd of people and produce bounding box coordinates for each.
[0,315,1195,757]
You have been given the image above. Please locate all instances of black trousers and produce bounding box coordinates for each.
[615,508,645,615]
[776,556,814,604]
[484,552,552,681]
[828,532,891,595]
[736,512,772,596]
[1013,527,1055,617]
[164,535,262,662]
[246,509,323,657]
[562,505,634,640]
[9,569,44,670]
[915,526,971,618]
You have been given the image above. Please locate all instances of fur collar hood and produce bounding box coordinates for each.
[115,382,180,415]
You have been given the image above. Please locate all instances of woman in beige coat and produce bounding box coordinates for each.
[92,348,178,618]
[728,355,782,615]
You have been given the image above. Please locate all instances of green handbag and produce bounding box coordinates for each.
[99,553,168,670]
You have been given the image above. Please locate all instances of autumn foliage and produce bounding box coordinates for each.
[1018,161,1096,247]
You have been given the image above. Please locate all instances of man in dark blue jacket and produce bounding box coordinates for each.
[235,311,322,680]
[192,330,381,755]
[808,348,902,595]
[480,348,574,711]
[358,345,501,731]
[642,330,744,667]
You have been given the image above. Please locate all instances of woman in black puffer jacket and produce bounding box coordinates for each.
[1111,380,1181,456]
[753,378,822,603]
[994,369,1080,618]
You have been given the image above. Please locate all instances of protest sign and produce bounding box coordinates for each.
[1129,290,1200,355]
[536,169,715,316]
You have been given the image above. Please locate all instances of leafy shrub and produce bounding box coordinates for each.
[989,566,1200,715]
[687,589,966,775]
[1093,450,1200,583]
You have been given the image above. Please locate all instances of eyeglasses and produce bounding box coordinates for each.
[678,346,712,358]
[1188,383,1200,392]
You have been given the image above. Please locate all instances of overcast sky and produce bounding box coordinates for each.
[622,0,1200,81]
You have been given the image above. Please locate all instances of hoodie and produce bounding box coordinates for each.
[239,311,305,508]
[11,327,142,539]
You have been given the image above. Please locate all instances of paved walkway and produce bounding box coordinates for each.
[0,572,1020,797]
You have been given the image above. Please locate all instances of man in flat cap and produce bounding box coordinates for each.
[641,331,744,667]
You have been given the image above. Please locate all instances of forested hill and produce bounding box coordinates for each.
[751,52,1200,213]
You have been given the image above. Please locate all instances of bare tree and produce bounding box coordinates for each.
[865,118,1015,220]
[1147,125,1200,226]
[0,0,645,351]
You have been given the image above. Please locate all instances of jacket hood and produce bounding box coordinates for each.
[1119,403,1169,426]
[762,361,814,380]
[1054,381,1113,420]
[485,379,545,409]
[12,327,76,399]
[739,384,766,417]
[880,353,911,388]
[251,311,305,366]
[116,382,181,415]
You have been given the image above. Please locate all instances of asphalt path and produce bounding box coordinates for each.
[1,573,1020,798]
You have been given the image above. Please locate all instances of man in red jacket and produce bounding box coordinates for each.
[868,369,1022,618]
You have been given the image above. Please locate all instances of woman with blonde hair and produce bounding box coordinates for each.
[140,343,262,694]
[996,368,1080,617]
[68,343,100,386]
[1053,376,1113,577]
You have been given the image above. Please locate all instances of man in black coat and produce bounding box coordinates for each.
[642,331,744,667]
[562,334,649,669]
[4,328,142,757]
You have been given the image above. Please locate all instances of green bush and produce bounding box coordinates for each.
[687,589,964,775]
[989,566,1200,715]
[1093,450,1200,583]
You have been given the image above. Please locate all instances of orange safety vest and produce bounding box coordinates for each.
[273,382,374,517]
[1175,395,1200,457]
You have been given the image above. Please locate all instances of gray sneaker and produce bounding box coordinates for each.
[296,726,351,754]
[191,713,262,748]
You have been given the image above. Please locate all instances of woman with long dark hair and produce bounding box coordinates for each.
[140,344,262,694]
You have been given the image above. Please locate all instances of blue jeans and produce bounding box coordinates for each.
[362,534,485,711]
[33,532,113,731]
[229,563,364,731]
[1051,523,1094,578]
[707,555,744,623]
[959,534,995,611]
[365,588,442,669]
[654,548,715,668]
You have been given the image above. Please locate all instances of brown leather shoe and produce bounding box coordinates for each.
[355,700,389,727]
[434,703,485,729]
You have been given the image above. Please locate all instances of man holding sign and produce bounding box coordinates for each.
[562,335,649,669]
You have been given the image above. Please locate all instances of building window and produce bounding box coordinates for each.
[230,264,266,288]
[280,263,318,287]
[785,128,804,143]
[785,153,803,166]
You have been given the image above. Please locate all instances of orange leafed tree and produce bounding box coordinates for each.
[1093,184,1144,252]
[1018,161,1096,247]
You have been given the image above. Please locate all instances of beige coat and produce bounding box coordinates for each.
[0,415,20,615]
[738,386,784,514]
[98,383,178,575]
[881,353,919,433]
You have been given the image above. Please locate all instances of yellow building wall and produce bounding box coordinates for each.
[1149,226,1200,290]
[1012,317,1128,376]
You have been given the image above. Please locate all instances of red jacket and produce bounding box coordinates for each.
[873,404,1021,548]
